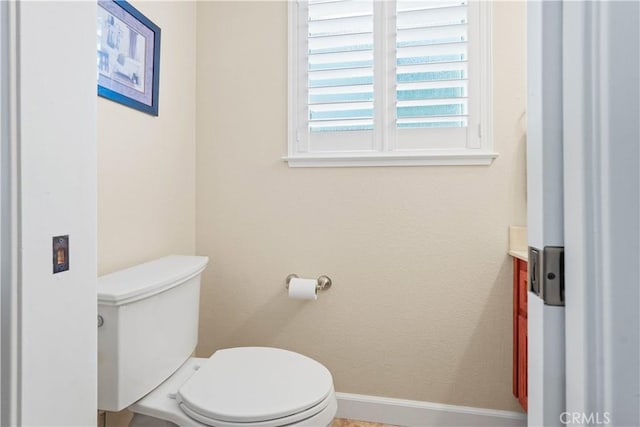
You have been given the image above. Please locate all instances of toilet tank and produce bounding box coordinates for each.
[97,255,209,411]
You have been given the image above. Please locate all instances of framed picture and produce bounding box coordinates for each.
[97,0,161,116]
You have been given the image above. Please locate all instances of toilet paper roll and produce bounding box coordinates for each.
[288,278,318,300]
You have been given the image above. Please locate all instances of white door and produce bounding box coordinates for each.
[563,1,639,425]
[526,2,566,426]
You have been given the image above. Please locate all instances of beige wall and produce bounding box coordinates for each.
[195,1,526,412]
[98,1,197,276]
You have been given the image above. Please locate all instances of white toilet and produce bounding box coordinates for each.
[97,255,337,427]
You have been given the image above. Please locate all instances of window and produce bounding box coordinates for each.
[287,0,495,167]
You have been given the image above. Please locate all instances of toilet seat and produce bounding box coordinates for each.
[129,348,337,427]
[176,347,334,426]
[178,389,335,427]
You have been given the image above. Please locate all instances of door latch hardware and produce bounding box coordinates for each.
[52,235,69,274]
[528,246,565,306]
[528,247,541,296]
[542,246,564,306]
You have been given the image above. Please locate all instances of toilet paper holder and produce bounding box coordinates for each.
[285,274,332,291]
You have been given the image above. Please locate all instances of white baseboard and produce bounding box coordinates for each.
[335,392,527,427]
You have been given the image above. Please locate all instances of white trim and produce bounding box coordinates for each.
[562,1,597,417]
[0,1,20,424]
[373,0,387,153]
[335,393,526,427]
[287,0,298,157]
[478,0,493,154]
[563,2,640,423]
[283,151,498,167]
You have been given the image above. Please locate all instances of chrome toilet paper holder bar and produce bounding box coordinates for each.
[285,274,332,291]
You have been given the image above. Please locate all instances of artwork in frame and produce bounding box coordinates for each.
[97,0,161,116]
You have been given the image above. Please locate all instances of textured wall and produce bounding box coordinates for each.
[98,0,197,276]
[195,1,527,412]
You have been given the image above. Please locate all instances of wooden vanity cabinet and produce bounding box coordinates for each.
[512,257,528,411]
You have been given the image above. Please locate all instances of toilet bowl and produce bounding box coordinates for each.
[97,256,337,427]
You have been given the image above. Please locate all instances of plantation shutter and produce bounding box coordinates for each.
[288,0,493,165]
[307,0,374,133]
[395,1,469,130]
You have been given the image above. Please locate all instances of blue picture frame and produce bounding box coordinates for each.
[97,0,161,116]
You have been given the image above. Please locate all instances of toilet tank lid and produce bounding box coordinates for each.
[98,255,209,306]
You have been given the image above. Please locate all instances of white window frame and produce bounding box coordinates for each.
[286,0,496,167]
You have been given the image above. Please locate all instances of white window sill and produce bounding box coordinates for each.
[282,151,499,168]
